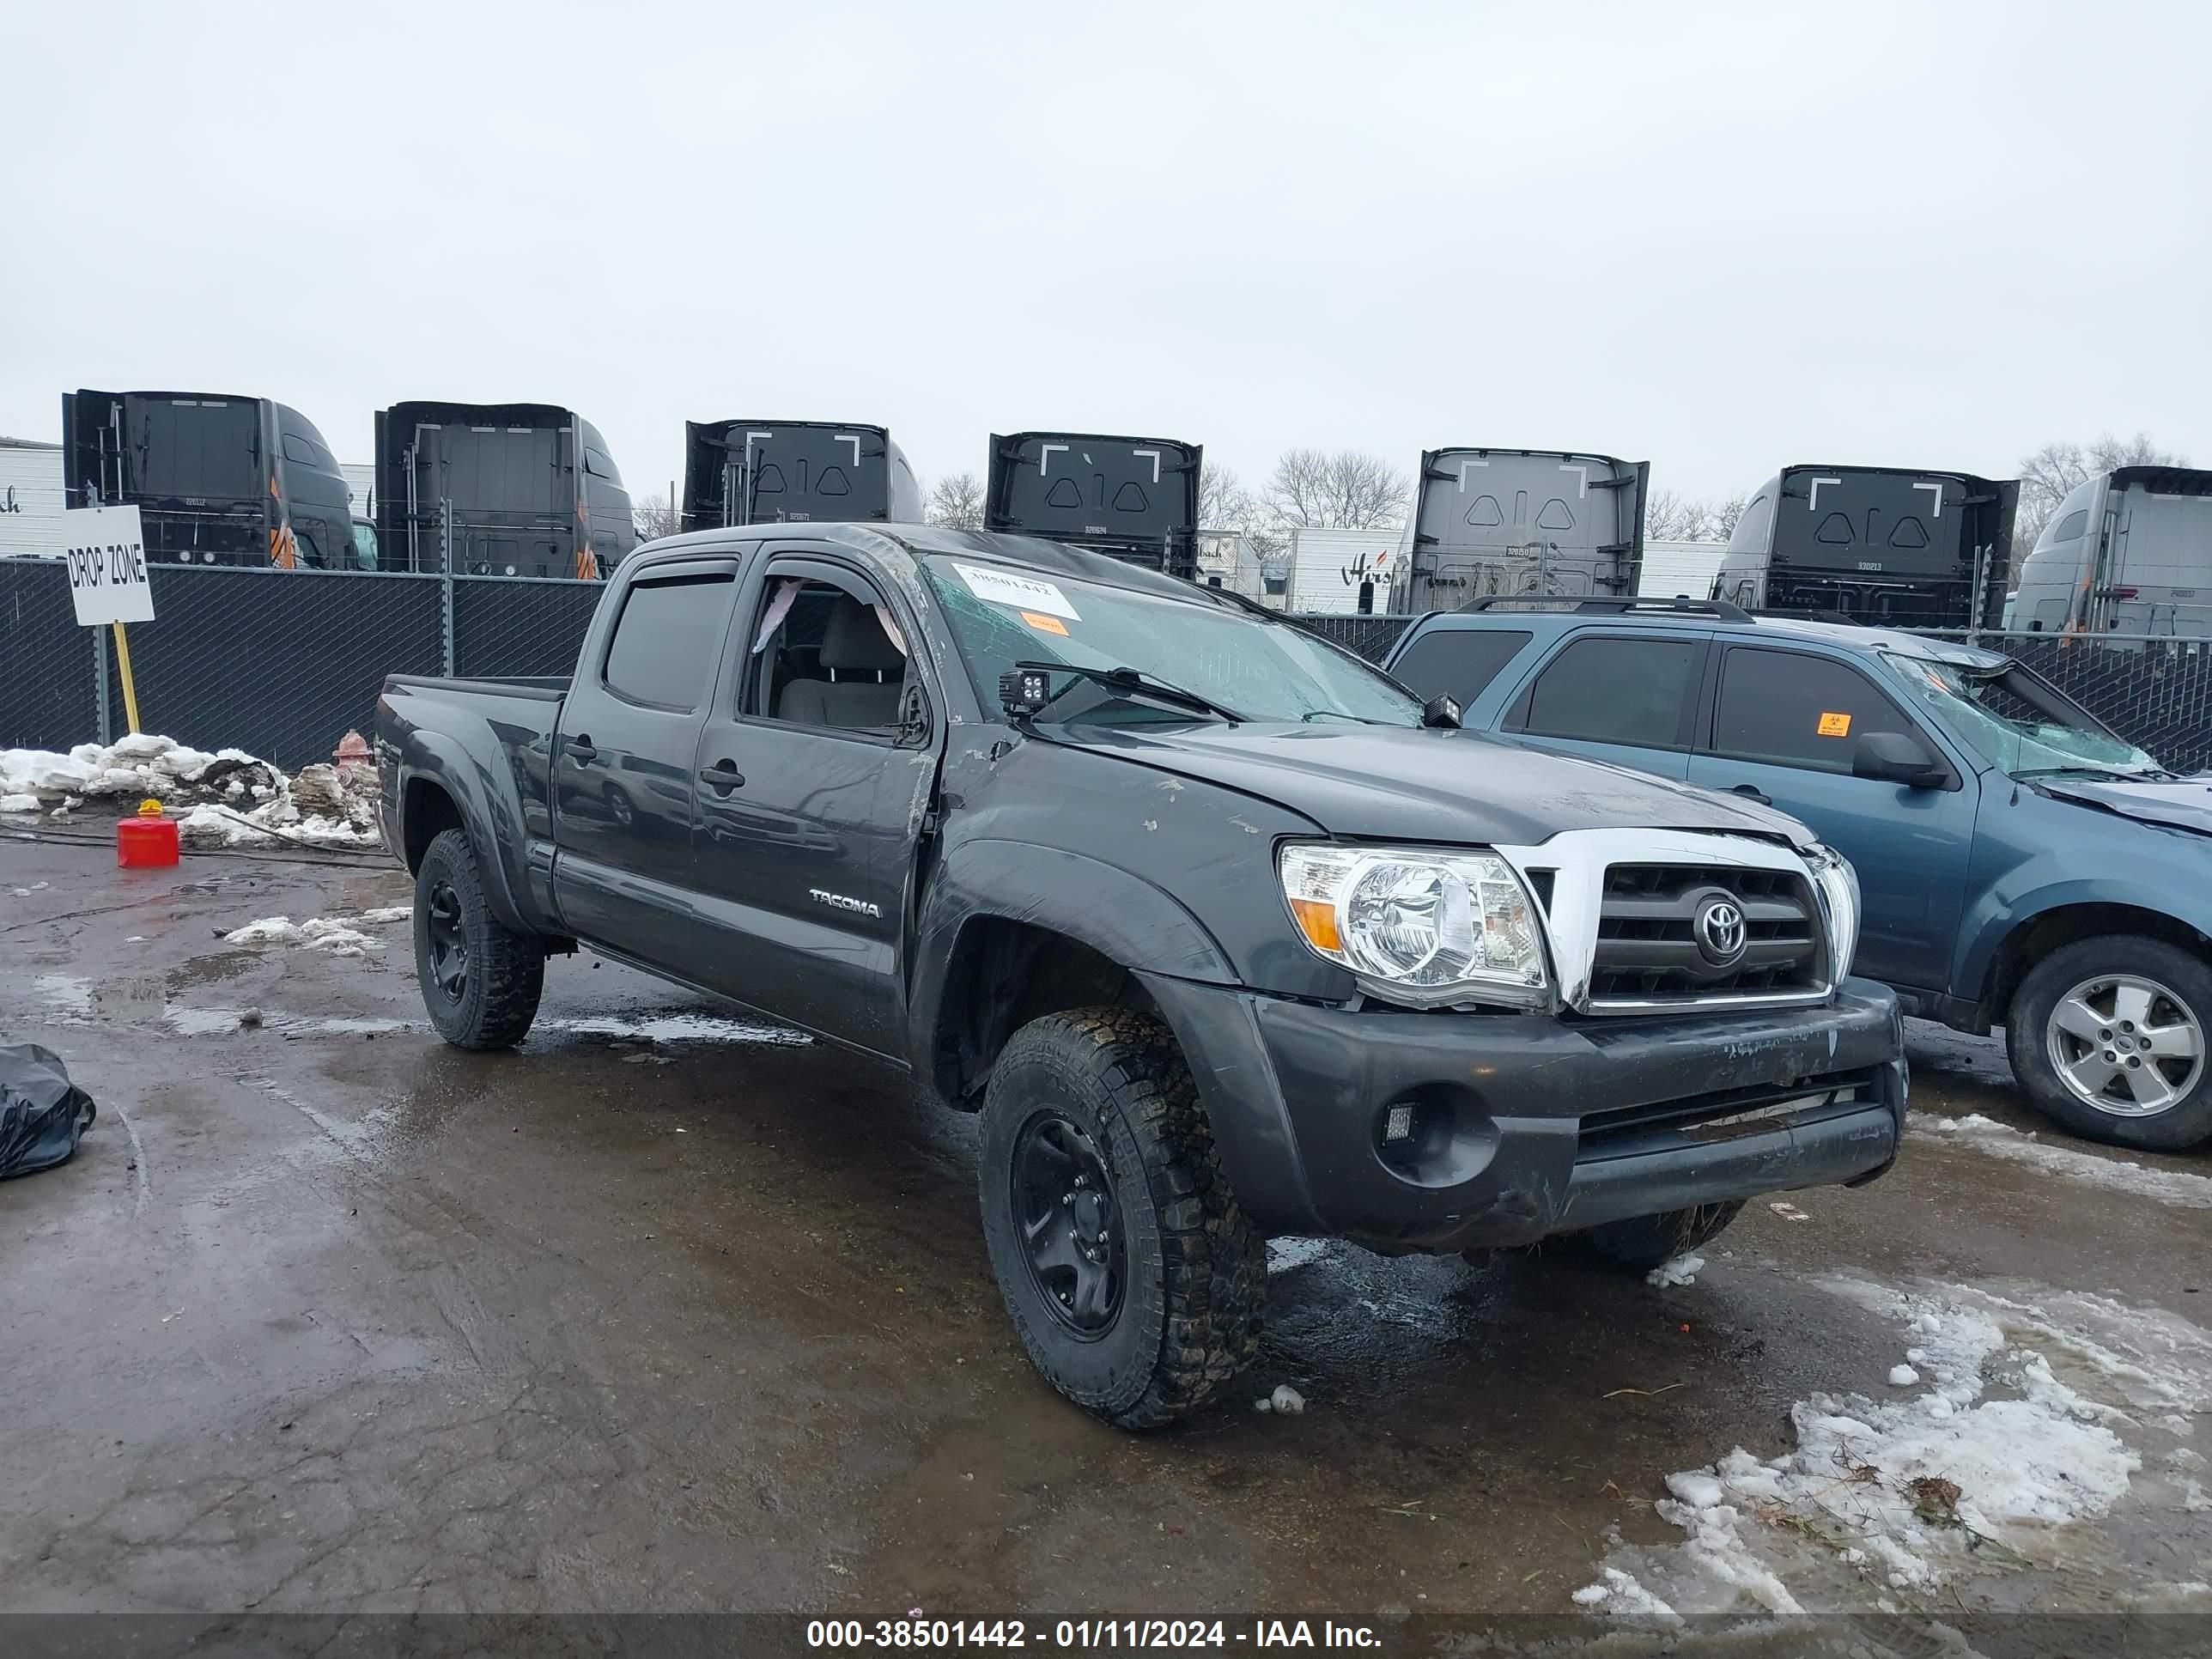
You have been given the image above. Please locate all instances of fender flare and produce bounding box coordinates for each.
[906,837,1238,1087]
[395,733,536,936]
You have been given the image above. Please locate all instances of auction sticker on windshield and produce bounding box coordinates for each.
[954,562,1079,621]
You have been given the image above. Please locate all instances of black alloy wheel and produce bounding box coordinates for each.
[425,878,470,1005]
[1012,1111,1126,1336]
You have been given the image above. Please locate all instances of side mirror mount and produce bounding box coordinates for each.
[1852,730,1947,789]
[896,681,933,747]
[1421,694,1462,730]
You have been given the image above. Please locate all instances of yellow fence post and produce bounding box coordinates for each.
[111,620,143,734]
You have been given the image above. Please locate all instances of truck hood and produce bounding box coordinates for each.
[2035,775,2212,837]
[1048,723,1818,848]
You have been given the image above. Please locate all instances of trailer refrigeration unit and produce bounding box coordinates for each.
[63,388,356,569]
[683,420,921,532]
[374,402,635,579]
[984,431,1201,580]
[1395,447,1648,615]
[1709,465,2017,629]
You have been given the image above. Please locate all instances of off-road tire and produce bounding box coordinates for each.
[1583,1201,1744,1273]
[415,828,544,1051]
[978,1008,1266,1429]
[2008,933,2212,1151]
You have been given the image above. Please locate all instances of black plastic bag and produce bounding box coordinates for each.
[0,1042,98,1178]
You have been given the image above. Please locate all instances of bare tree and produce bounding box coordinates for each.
[925,471,986,531]
[1261,448,1409,532]
[1644,489,1747,544]
[1197,462,1288,559]
[2015,433,2187,559]
[632,492,683,542]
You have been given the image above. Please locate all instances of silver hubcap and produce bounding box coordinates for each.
[2046,973,2204,1117]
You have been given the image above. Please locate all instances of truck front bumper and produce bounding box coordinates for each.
[1138,975,1906,1254]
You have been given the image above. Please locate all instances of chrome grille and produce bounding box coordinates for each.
[1590,864,1823,1003]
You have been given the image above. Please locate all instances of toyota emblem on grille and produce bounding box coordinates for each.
[1694,896,1748,967]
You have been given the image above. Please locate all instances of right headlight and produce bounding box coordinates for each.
[1803,842,1861,983]
[1278,842,1550,1009]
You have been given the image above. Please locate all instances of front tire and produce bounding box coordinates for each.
[414,828,544,1051]
[977,1009,1266,1429]
[2008,935,2212,1150]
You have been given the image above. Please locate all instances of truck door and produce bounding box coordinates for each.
[1495,630,1705,780]
[550,558,742,965]
[686,549,935,1054]
[1685,644,1976,994]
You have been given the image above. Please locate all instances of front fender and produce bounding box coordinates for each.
[907,836,1238,1082]
[395,731,537,936]
[1956,872,2212,1012]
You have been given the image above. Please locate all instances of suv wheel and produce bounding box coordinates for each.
[1584,1201,1743,1272]
[415,828,545,1051]
[2008,935,2212,1150]
[977,1008,1265,1429]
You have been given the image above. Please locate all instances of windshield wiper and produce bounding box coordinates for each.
[1008,661,1245,724]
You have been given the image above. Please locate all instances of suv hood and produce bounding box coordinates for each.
[1048,723,1818,848]
[2036,775,2212,836]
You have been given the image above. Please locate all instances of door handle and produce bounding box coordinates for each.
[698,761,745,793]
[1730,783,1771,806]
[566,735,598,765]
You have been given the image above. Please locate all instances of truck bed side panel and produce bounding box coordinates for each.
[379,676,562,933]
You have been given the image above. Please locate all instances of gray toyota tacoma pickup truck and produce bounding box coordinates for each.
[376,524,1905,1427]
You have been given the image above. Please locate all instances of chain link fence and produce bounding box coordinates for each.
[5,568,2211,775]
[0,560,605,769]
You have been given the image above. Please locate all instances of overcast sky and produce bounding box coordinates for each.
[3,2,2205,508]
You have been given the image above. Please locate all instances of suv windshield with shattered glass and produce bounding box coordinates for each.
[921,556,1423,726]
[1883,653,2160,779]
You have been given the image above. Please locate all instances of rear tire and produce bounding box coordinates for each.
[2008,934,2212,1151]
[977,1008,1266,1429]
[414,828,544,1051]
[1583,1201,1743,1273]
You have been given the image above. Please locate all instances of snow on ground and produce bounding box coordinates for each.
[1266,1237,1334,1275]
[0,734,379,849]
[222,910,410,957]
[1911,1112,2212,1210]
[1646,1252,1705,1287]
[1577,1273,2212,1619]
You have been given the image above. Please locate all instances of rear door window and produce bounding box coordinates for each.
[1510,635,1701,750]
[1707,647,1917,772]
[1389,628,1532,708]
[603,571,737,710]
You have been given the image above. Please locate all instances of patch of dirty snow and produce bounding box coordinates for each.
[1647,1252,1705,1287]
[222,915,383,954]
[1266,1237,1334,1274]
[1577,1274,2212,1618]
[0,735,382,850]
[542,1012,810,1046]
[1911,1112,2212,1210]
[357,906,411,924]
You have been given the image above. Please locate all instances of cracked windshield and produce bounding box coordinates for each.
[1888,654,2160,778]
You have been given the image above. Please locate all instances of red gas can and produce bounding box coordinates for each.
[118,798,180,868]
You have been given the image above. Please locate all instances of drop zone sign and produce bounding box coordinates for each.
[62,505,156,625]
